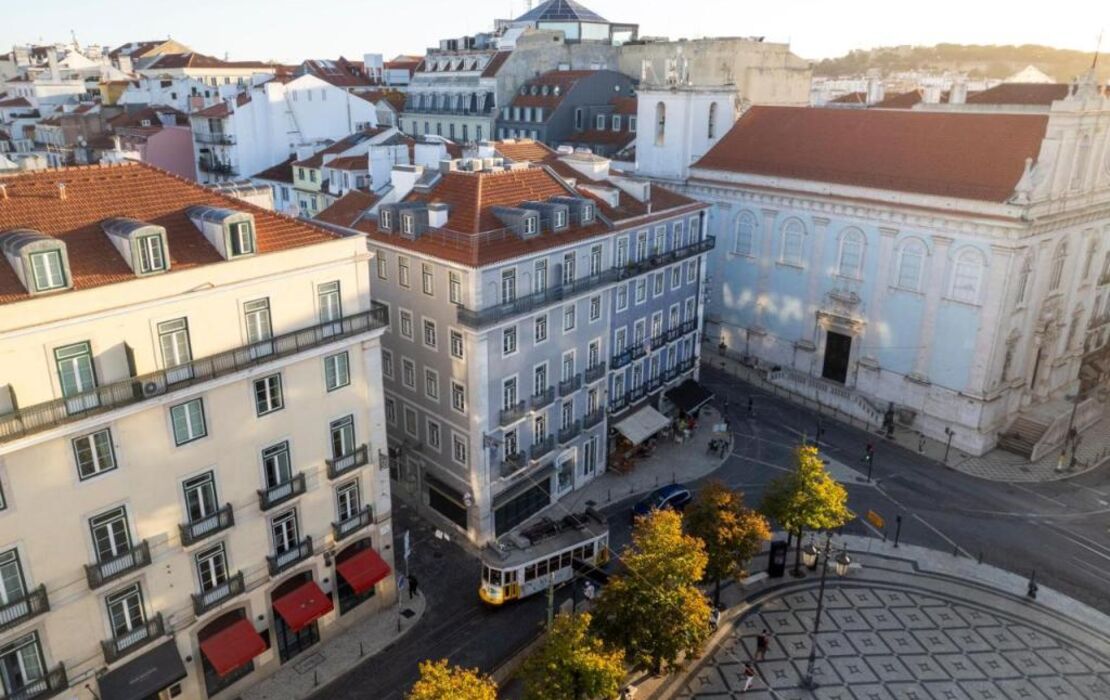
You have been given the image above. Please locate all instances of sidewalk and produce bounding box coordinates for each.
[558,404,731,513]
[702,344,1109,484]
[242,591,427,700]
[640,533,1110,700]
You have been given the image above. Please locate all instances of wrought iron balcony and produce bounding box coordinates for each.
[194,132,236,145]
[679,356,697,373]
[530,435,555,461]
[584,362,607,384]
[0,584,49,633]
[499,401,528,426]
[7,663,67,700]
[327,444,370,480]
[627,384,647,403]
[198,156,237,175]
[179,503,234,547]
[583,409,605,430]
[0,305,389,444]
[558,420,581,444]
[378,450,396,475]
[618,236,715,278]
[102,613,165,665]
[530,386,555,410]
[267,536,313,576]
[258,473,307,511]
[680,318,698,335]
[86,540,151,590]
[609,394,628,413]
[559,374,582,396]
[611,348,632,370]
[647,334,666,352]
[457,268,622,329]
[663,366,679,382]
[499,452,527,478]
[664,327,681,343]
[191,571,245,617]
[333,506,374,541]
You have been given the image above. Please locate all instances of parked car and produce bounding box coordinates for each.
[632,484,693,522]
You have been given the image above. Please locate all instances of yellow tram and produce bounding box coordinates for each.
[479,509,609,606]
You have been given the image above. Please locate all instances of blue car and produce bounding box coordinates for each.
[632,484,693,522]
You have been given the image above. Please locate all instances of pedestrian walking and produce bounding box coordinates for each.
[755,629,770,661]
[747,396,754,416]
[741,662,756,692]
[918,435,926,453]
[408,574,419,599]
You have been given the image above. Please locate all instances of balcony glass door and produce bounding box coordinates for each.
[55,342,98,414]
[0,634,45,697]
[91,508,132,562]
[158,318,194,384]
[184,473,218,523]
[245,298,273,358]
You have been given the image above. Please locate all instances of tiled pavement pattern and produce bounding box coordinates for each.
[674,584,1110,700]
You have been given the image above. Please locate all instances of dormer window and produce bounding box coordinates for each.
[140,119,151,127]
[136,234,166,273]
[228,222,255,257]
[523,217,538,236]
[554,210,567,229]
[401,215,415,235]
[582,205,594,223]
[380,209,393,231]
[30,250,66,291]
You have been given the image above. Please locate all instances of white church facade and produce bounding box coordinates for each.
[634,78,1110,457]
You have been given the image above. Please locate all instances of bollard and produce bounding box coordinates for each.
[893,515,902,548]
[314,670,319,688]
[607,488,611,503]
[360,641,365,657]
[1027,570,1038,600]
[977,551,983,565]
[952,543,960,557]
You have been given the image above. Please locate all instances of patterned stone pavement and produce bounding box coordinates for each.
[673,581,1110,700]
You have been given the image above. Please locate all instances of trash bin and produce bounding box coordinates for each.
[767,539,789,578]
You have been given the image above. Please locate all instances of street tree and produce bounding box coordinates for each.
[761,445,853,575]
[684,481,772,606]
[407,659,497,700]
[592,509,712,674]
[521,612,625,700]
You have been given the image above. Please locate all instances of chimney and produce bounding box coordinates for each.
[113,135,121,151]
[427,202,450,227]
[57,182,67,200]
[922,85,942,104]
[47,49,59,81]
[865,77,884,105]
[950,78,968,105]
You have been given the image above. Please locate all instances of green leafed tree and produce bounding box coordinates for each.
[592,509,712,675]
[407,659,498,700]
[521,612,625,700]
[761,445,853,575]
[684,480,773,606]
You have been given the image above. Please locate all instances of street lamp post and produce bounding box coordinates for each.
[1064,391,1082,470]
[800,534,851,690]
[943,427,955,465]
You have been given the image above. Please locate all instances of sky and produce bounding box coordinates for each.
[3,0,1106,64]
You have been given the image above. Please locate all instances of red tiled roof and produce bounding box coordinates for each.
[109,105,188,129]
[0,97,32,108]
[493,139,557,163]
[251,156,295,184]
[302,57,376,88]
[352,89,406,112]
[293,128,389,168]
[563,129,635,148]
[510,70,597,109]
[611,96,637,115]
[385,55,423,69]
[829,91,867,105]
[872,90,964,109]
[965,83,1069,106]
[693,106,1049,203]
[480,51,512,78]
[544,158,701,224]
[325,155,368,171]
[191,101,231,118]
[0,162,340,305]
[145,52,277,71]
[315,190,380,228]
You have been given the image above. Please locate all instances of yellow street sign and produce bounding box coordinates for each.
[867,510,885,530]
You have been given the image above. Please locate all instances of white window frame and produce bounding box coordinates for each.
[422,318,438,349]
[399,309,414,340]
[424,368,440,402]
[427,419,442,451]
[449,329,465,359]
[73,428,117,480]
[421,263,435,296]
[324,351,350,391]
[253,374,284,415]
[451,432,468,466]
[170,398,207,446]
[382,348,394,379]
[563,304,576,333]
[534,314,549,344]
[451,381,467,415]
[503,326,518,356]
[401,358,417,390]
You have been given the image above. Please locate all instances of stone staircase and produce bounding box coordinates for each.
[766,366,885,429]
[996,415,1050,459]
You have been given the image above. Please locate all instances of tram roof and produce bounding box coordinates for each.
[484,508,608,568]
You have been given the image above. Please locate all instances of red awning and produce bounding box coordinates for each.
[336,547,392,595]
[199,619,267,677]
[273,580,334,632]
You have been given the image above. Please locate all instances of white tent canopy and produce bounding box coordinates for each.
[614,405,670,446]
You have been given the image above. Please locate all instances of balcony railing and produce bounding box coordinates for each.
[664,327,681,343]
[6,663,67,700]
[584,362,607,384]
[179,503,234,547]
[680,318,698,335]
[258,473,307,511]
[267,536,313,576]
[457,268,622,329]
[530,435,555,461]
[86,541,151,590]
[191,571,245,617]
[102,613,165,665]
[609,394,628,413]
[194,132,236,145]
[499,452,527,478]
[333,506,374,541]
[327,444,370,480]
[198,156,237,175]
[558,420,582,445]
[0,584,49,633]
[530,386,555,410]
[618,236,715,278]
[559,374,582,396]
[499,401,528,427]
[0,305,389,444]
[583,409,605,430]
[378,450,396,475]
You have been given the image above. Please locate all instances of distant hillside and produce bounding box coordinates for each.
[812,44,1108,83]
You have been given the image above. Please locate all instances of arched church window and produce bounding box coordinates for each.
[734,212,757,256]
[896,239,926,291]
[708,102,718,139]
[780,219,805,266]
[837,228,865,279]
[950,248,986,304]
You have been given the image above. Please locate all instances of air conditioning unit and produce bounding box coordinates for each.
[141,381,162,398]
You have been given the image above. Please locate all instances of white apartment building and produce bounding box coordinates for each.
[0,162,396,700]
[317,145,711,545]
[190,75,381,185]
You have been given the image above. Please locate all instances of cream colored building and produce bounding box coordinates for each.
[0,162,395,700]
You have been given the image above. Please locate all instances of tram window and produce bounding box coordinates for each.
[524,564,536,582]
[561,551,571,568]
[506,570,518,583]
[491,569,502,585]
[583,542,594,559]
[550,556,560,571]
[537,559,548,578]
